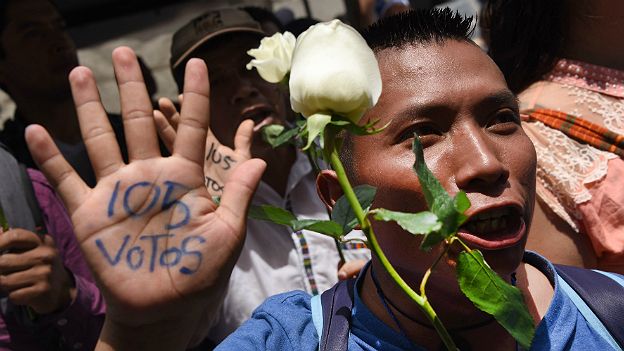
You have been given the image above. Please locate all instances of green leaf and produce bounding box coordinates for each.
[261,124,284,144]
[0,204,8,231]
[412,134,451,210]
[262,124,299,148]
[454,191,471,227]
[456,250,535,349]
[373,209,441,236]
[454,191,470,213]
[303,113,332,150]
[412,135,467,239]
[292,219,343,238]
[420,231,446,251]
[212,196,221,206]
[248,204,343,239]
[332,185,377,234]
[248,205,297,226]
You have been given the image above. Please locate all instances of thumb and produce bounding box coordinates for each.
[234,119,254,159]
[215,158,266,232]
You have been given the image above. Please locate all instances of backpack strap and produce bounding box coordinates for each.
[555,264,624,348]
[319,279,356,351]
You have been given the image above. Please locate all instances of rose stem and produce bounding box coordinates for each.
[325,130,457,351]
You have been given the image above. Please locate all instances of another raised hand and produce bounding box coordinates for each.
[25,47,265,350]
[154,97,253,196]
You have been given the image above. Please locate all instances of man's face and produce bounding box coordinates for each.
[194,34,289,159]
[349,41,536,288]
[0,0,78,98]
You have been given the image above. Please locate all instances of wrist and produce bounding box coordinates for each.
[96,317,196,351]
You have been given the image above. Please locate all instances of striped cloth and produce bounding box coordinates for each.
[522,108,624,158]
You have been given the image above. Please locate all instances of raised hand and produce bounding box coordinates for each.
[154,97,254,196]
[25,47,265,350]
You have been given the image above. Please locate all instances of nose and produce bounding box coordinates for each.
[453,127,509,192]
[229,74,260,106]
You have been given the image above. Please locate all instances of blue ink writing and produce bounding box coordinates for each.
[107,181,121,218]
[140,234,173,272]
[107,180,191,231]
[96,234,205,274]
[180,236,205,275]
[96,235,130,266]
[127,246,144,270]
[161,181,191,230]
[123,181,161,217]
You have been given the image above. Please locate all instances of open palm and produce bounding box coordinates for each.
[154,96,253,196]
[25,47,265,347]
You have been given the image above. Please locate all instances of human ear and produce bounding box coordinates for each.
[316,170,343,212]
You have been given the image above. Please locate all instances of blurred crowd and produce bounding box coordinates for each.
[0,0,622,350]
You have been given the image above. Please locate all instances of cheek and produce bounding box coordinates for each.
[506,135,537,193]
[351,144,429,214]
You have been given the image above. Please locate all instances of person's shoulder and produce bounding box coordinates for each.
[216,291,318,351]
[251,290,313,318]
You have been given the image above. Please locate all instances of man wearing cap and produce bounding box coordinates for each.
[166,8,370,345]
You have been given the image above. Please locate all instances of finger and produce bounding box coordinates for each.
[338,259,367,280]
[178,94,184,106]
[234,120,254,159]
[158,97,181,130]
[0,269,35,292]
[0,253,36,274]
[174,58,210,166]
[153,110,176,153]
[0,229,41,253]
[112,47,160,161]
[69,66,124,179]
[216,158,266,233]
[25,125,89,213]
[6,284,39,305]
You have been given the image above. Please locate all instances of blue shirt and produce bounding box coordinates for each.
[217,252,622,350]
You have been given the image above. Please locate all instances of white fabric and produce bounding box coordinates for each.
[206,151,370,342]
[519,79,622,232]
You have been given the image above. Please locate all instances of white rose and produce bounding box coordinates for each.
[289,19,382,124]
[246,31,296,83]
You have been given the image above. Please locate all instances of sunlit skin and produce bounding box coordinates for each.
[190,33,295,195]
[319,41,550,349]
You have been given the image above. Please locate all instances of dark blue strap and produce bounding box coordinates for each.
[555,264,624,348]
[320,279,356,351]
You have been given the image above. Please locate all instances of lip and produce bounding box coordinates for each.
[457,204,526,250]
[240,104,277,132]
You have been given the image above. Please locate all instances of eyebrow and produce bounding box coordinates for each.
[474,90,519,113]
[389,89,519,128]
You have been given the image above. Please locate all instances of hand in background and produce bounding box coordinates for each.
[154,96,253,197]
[0,228,75,314]
[26,46,265,350]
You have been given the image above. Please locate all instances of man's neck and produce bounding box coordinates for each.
[261,145,297,197]
[359,258,551,350]
[14,94,81,144]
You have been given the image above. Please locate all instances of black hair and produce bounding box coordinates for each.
[363,8,475,52]
[481,0,567,93]
[340,9,476,173]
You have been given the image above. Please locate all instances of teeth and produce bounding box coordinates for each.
[491,218,500,230]
[477,221,487,232]
[476,212,490,220]
[463,214,510,234]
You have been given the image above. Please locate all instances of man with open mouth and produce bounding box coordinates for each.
[167,7,370,346]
